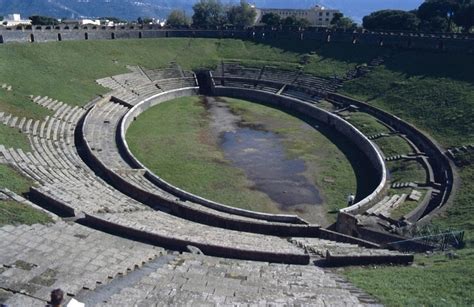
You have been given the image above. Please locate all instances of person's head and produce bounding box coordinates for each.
[50,289,64,306]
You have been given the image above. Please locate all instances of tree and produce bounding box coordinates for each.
[192,0,225,29]
[137,17,153,25]
[227,0,257,27]
[29,15,59,26]
[166,10,190,28]
[261,13,281,27]
[363,10,420,31]
[453,3,474,32]
[417,0,460,31]
[330,12,344,25]
[331,13,356,29]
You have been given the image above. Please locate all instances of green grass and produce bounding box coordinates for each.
[339,48,474,306]
[0,200,52,226]
[127,96,361,224]
[387,160,427,184]
[0,164,50,226]
[0,164,33,195]
[374,136,414,157]
[0,38,386,119]
[0,124,32,152]
[340,50,474,147]
[345,112,391,135]
[345,248,474,306]
[389,188,426,220]
[0,88,51,120]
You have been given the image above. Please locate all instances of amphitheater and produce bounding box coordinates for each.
[0,28,468,306]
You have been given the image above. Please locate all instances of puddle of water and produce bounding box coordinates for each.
[205,97,323,209]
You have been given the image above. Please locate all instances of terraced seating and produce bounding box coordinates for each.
[143,63,185,81]
[0,222,163,305]
[254,82,281,94]
[93,253,368,306]
[282,86,322,103]
[259,66,300,84]
[156,77,197,91]
[293,73,340,93]
[214,62,261,79]
[31,96,65,111]
[84,101,132,170]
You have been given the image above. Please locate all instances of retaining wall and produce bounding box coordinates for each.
[0,27,473,53]
[82,214,310,265]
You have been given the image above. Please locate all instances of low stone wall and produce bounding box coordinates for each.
[212,86,388,213]
[325,251,414,266]
[82,213,310,265]
[0,28,473,53]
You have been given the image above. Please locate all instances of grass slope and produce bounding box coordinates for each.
[0,38,384,119]
[340,50,474,147]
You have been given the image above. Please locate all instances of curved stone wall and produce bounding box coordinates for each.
[212,87,388,214]
[0,27,473,53]
[118,88,307,225]
[115,85,387,222]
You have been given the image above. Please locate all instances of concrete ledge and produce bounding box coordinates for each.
[83,213,310,265]
[29,187,76,217]
[325,250,414,266]
[318,228,380,249]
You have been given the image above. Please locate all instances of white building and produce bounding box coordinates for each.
[62,19,101,26]
[2,14,32,26]
[256,5,340,27]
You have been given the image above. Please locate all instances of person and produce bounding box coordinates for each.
[347,193,355,207]
[47,289,64,307]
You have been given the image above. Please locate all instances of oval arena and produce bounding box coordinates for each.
[0,29,468,306]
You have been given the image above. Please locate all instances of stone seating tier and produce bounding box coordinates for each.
[0,222,163,305]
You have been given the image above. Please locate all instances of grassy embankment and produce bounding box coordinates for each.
[0,38,383,225]
[127,96,361,224]
[340,50,474,306]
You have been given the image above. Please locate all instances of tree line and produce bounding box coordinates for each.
[166,0,257,28]
[3,0,472,33]
[363,0,474,33]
